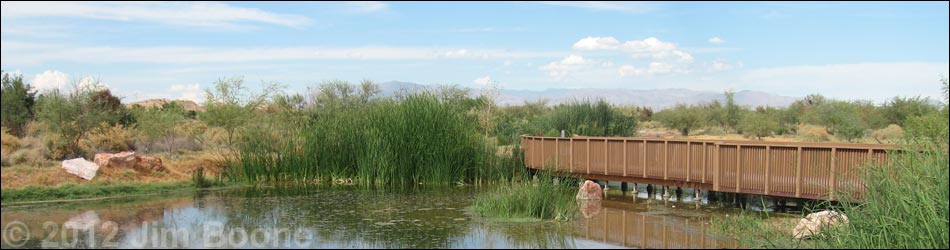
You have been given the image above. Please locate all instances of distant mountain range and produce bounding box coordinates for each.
[378,81,800,110]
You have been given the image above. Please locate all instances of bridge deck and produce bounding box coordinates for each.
[520,135,897,201]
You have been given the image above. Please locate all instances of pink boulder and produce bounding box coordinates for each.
[94,151,136,169]
[134,156,165,172]
[576,180,603,200]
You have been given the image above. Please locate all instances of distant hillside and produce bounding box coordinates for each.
[377,81,799,110]
[126,99,205,112]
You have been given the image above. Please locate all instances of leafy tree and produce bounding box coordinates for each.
[309,79,380,109]
[881,96,938,126]
[35,82,126,159]
[806,101,868,142]
[1,72,36,136]
[202,76,282,147]
[739,109,780,140]
[655,104,704,136]
[724,90,742,130]
[132,106,184,153]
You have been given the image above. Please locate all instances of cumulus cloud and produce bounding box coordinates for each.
[31,70,70,92]
[708,37,725,44]
[618,62,677,77]
[573,36,621,50]
[540,55,595,80]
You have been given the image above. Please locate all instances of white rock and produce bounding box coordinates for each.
[793,210,849,239]
[62,158,99,180]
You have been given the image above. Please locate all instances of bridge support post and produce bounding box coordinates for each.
[621,182,628,194]
[631,183,638,195]
[675,187,683,201]
[662,186,671,200]
[646,185,654,199]
[693,189,702,203]
[603,181,609,197]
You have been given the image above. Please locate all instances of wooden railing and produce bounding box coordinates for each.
[578,204,738,249]
[520,135,897,200]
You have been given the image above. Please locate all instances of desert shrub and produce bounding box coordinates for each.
[1,72,36,136]
[35,83,129,159]
[532,99,637,137]
[655,104,705,136]
[881,96,938,127]
[805,101,868,142]
[904,113,949,145]
[202,76,282,147]
[80,123,135,156]
[870,124,904,144]
[1,127,19,152]
[738,111,780,140]
[797,124,833,142]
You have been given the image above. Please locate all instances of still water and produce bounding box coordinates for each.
[1,185,738,249]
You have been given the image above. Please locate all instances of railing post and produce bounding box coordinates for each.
[570,138,575,173]
[541,137,545,168]
[831,147,837,201]
[714,143,721,191]
[587,138,591,174]
[605,139,609,175]
[687,141,692,182]
[555,138,560,169]
[623,139,628,177]
[736,145,741,193]
[765,146,771,195]
[664,140,669,180]
[702,142,707,183]
[642,140,648,178]
[796,147,803,197]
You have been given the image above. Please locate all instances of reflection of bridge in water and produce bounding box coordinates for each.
[522,135,896,201]
[576,200,739,249]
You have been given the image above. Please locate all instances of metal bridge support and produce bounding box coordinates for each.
[693,189,702,203]
[662,186,671,200]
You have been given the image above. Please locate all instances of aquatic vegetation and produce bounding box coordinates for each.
[1,181,196,203]
[232,93,521,186]
[473,170,579,221]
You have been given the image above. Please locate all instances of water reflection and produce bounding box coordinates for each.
[2,185,739,249]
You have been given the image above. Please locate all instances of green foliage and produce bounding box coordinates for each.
[655,104,705,136]
[233,87,517,186]
[35,83,129,159]
[309,79,381,109]
[881,96,938,127]
[1,72,36,136]
[738,109,780,140]
[132,105,185,152]
[474,171,578,221]
[537,100,637,137]
[904,113,949,144]
[804,101,868,142]
[202,76,282,147]
[724,90,742,130]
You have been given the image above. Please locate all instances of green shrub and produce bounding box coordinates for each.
[739,111,780,140]
[655,104,705,136]
[1,72,36,136]
[870,124,904,144]
[35,84,129,159]
[535,99,637,137]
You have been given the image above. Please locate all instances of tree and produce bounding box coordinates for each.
[724,90,742,130]
[202,76,282,147]
[132,106,184,153]
[1,72,36,136]
[881,96,938,127]
[806,101,868,142]
[35,82,126,159]
[739,109,780,140]
[655,104,704,136]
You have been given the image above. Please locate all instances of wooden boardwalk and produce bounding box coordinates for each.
[520,135,897,201]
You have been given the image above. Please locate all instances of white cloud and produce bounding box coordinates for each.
[31,70,69,92]
[707,59,742,72]
[708,37,725,44]
[169,83,204,103]
[617,62,678,77]
[1,42,566,65]
[345,1,389,13]
[473,76,494,86]
[540,1,653,13]
[540,55,596,81]
[740,62,950,101]
[0,2,311,29]
[573,36,620,50]
[621,37,694,63]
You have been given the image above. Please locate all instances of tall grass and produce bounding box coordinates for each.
[473,170,578,221]
[232,93,520,186]
[822,142,949,248]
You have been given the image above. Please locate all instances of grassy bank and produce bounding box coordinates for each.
[0,181,199,204]
[473,171,579,221]
[713,141,949,249]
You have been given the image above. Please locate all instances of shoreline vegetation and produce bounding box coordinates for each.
[1,72,948,248]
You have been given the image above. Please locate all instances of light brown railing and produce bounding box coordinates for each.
[520,135,897,200]
[578,203,739,249]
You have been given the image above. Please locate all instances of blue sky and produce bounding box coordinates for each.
[1,1,948,103]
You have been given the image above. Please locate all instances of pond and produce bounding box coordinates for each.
[1,185,739,249]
